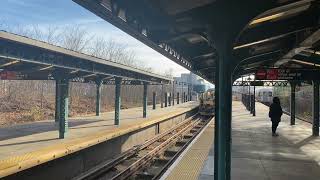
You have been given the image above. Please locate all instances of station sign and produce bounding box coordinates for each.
[255,69,320,80]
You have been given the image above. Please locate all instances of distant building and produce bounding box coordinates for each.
[174,72,206,94]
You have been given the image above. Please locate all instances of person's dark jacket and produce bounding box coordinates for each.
[269,103,283,122]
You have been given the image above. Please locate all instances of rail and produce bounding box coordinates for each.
[73,114,212,180]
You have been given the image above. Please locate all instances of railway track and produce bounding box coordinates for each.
[74,114,212,180]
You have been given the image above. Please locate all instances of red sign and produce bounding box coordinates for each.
[0,71,18,80]
[256,69,267,79]
[266,69,279,80]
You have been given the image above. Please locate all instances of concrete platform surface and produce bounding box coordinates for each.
[199,101,320,180]
[0,102,197,177]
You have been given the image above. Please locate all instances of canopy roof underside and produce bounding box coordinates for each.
[74,0,320,82]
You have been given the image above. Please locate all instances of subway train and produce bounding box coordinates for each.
[199,89,215,116]
[255,88,273,105]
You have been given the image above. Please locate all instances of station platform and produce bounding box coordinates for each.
[164,101,320,180]
[0,102,197,178]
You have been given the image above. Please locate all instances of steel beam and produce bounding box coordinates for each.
[290,82,296,125]
[115,77,122,125]
[58,78,69,139]
[275,29,320,66]
[143,83,148,118]
[152,92,156,110]
[313,81,319,136]
[95,80,102,116]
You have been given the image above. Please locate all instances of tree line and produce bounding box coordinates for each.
[0,22,176,126]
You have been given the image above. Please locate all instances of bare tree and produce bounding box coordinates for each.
[45,26,60,45]
[60,25,92,52]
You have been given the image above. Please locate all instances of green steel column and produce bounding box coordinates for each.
[216,54,232,180]
[181,83,184,103]
[214,59,219,180]
[95,80,102,116]
[161,84,164,108]
[165,92,168,107]
[290,82,296,125]
[249,85,252,114]
[183,92,186,103]
[177,92,180,104]
[152,92,156,110]
[169,93,172,106]
[187,85,189,102]
[55,79,61,123]
[313,81,319,136]
[253,85,256,116]
[172,92,175,106]
[143,83,148,118]
[189,85,192,101]
[115,77,122,125]
[58,78,69,139]
[172,83,175,106]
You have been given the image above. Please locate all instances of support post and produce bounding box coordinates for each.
[143,83,148,118]
[161,85,164,108]
[214,59,219,180]
[313,81,319,136]
[189,84,192,101]
[115,77,122,125]
[172,90,175,106]
[253,85,256,116]
[206,25,233,179]
[168,93,171,106]
[249,85,252,114]
[172,81,175,106]
[177,92,180,104]
[152,92,156,110]
[58,78,69,139]
[181,83,184,103]
[183,92,186,103]
[216,56,232,180]
[290,82,296,125]
[95,80,102,116]
[187,84,189,102]
[165,92,168,107]
[55,80,60,122]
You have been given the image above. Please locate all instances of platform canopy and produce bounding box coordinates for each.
[73,0,320,83]
[0,31,171,84]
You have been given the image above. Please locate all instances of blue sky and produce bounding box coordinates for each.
[0,0,189,76]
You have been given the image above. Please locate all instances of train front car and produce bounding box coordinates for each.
[256,88,273,105]
[199,89,215,116]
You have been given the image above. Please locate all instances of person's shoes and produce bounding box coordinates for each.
[272,133,279,137]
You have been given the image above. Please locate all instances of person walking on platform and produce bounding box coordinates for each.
[269,97,283,136]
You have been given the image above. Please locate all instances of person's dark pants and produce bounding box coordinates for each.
[272,120,280,134]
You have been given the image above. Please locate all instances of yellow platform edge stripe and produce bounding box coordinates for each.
[0,106,197,178]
